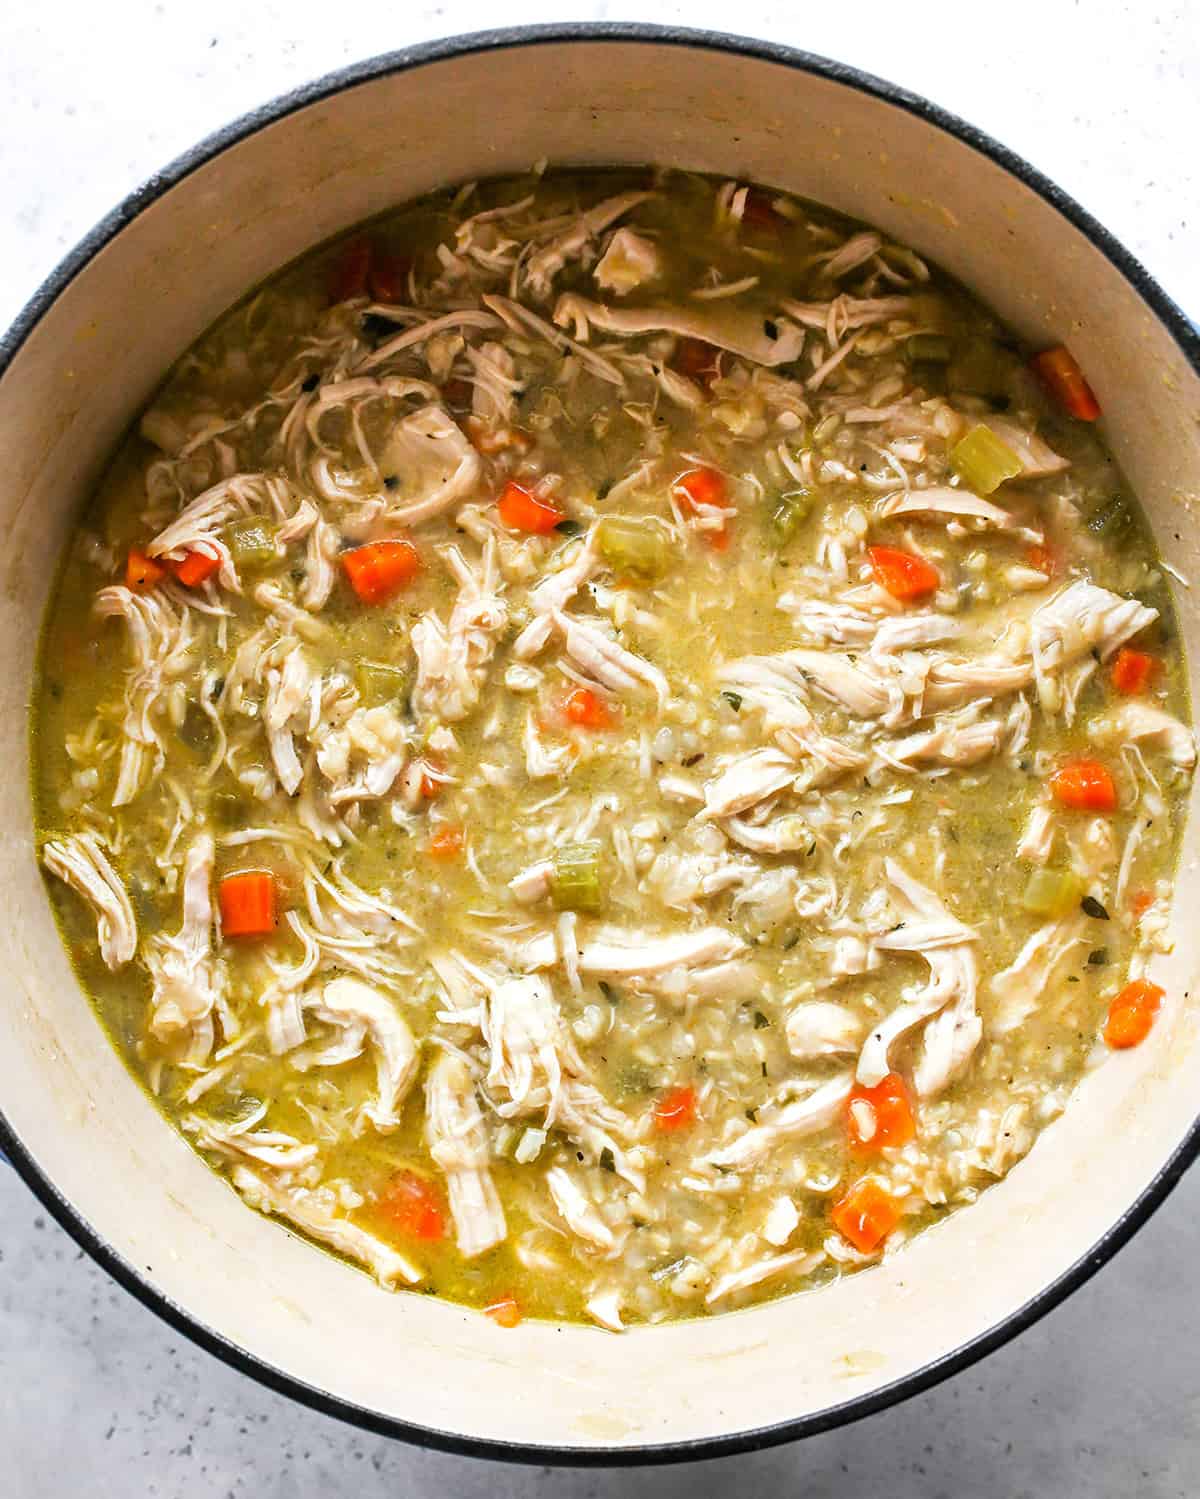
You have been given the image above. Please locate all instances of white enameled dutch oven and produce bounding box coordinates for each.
[2,24,1199,1466]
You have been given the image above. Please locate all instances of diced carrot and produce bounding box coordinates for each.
[1025,542,1061,578]
[367,250,411,303]
[831,1179,903,1253]
[171,549,221,588]
[564,687,613,730]
[868,544,940,602]
[428,825,465,860]
[1049,758,1117,813]
[328,237,372,303]
[1103,978,1164,1050]
[484,1295,523,1328]
[674,467,727,512]
[218,870,277,938]
[341,539,421,604]
[125,548,165,592]
[653,1085,697,1133]
[672,337,722,389]
[1129,888,1155,919]
[1111,647,1158,696]
[495,482,565,535]
[741,188,786,231]
[675,468,731,549]
[1031,345,1100,422]
[376,1170,446,1241]
[418,764,443,800]
[847,1073,916,1152]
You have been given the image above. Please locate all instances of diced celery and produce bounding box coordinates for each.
[514,1127,547,1164]
[1022,867,1084,918]
[550,839,605,913]
[906,334,952,363]
[595,516,669,581]
[356,659,409,704]
[950,424,1023,495]
[770,488,813,545]
[225,517,280,571]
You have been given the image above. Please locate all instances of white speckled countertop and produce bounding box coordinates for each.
[2,3,1197,1494]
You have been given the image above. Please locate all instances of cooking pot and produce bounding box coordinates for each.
[2,23,1198,1465]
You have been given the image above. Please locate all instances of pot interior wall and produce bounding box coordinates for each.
[3,36,1199,1454]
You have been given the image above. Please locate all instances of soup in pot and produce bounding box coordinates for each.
[34,169,1194,1329]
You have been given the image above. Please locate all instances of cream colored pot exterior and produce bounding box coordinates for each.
[2,28,1199,1461]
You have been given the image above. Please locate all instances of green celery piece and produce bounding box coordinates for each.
[950,424,1023,495]
[1022,867,1085,918]
[356,660,410,704]
[770,488,813,545]
[226,517,280,571]
[595,516,669,582]
[550,840,605,914]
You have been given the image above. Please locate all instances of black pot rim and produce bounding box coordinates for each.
[3,21,1198,1469]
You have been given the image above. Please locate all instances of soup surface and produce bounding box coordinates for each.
[34,169,1195,1329]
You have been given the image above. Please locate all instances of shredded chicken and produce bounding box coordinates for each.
[186,1115,319,1171]
[877,486,1022,531]
[576,927,746,979]
[594,227,661,295]
[512,530,599,660]
[412,538,508,723]
[525,191,653,298]
[294,977,418,1132]
[585,1288,625,1332]
[703,1074,854,1170]
[1031,581,1157,715]
[146,834,220,1065]
[546,1166,616,1249]
[982,417,1069,478]
[991,915,1090,1033]
[553,611,670,704]
[42,833,137,968]
[92,586,197,805]
[426,1051,507,1258]
[1092,701,1197,769]
[786,1001,864,1060]
[701,747,798,819]
[859,862,980,1098]
[554,292,805,366]
[233,1166,422,1287]
[377,404,482,526]
[706,1248,823,1304]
